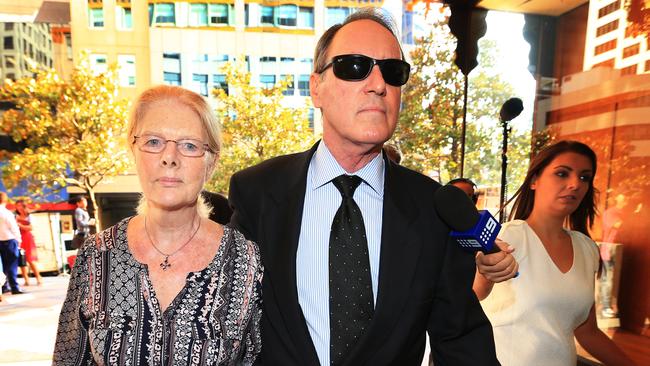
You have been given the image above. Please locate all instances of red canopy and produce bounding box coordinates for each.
[6,202,76,212]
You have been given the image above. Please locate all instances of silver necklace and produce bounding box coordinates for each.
[144,216,201,270]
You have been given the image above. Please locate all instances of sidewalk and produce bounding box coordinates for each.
[0,275,70,365]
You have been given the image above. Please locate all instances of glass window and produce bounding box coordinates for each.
[155,3,175,24]
[65,33,72,60]
[164,72,181,85]
[209,3,229,25]
[598,1,621,18]
[326,7,349,28]
[5,23,13,31]
[163,53,181,86]
[261,6,274,25]
[3,36,13,50]
[193,54,209,63]
[260,56,276,63]
[298,7,314,29]
[623,44,640,58]
[621,64,637,75]
[213,74,228,95]
[190,3,208,26]
[244,4,250,26]
[6,72,15,80]
[192,74,209,96]
[308,108,314,130]
[298,74,310,96]
[117,6,132,29]
[90,54,108,74]
[596,19,618,37]
[118,55,136,87]
[260,74,276,88]
[277,5,297,27]
[211,54,229,73]
[88,7,105,28]
[4,55,15,68]
[281,75,294,96]
[595,39,617,55]
[163,53,181,73]
[213,54,228,63]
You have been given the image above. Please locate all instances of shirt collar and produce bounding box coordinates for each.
[310,140,385,196]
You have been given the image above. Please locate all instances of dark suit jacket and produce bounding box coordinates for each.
[229,143,499,366]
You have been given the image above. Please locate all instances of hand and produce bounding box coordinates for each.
[88,218,96,226]
[475,239,518,283]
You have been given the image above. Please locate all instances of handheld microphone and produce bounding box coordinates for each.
[434,185,501,254]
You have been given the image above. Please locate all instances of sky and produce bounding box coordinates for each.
[481,10,537,132]
[409,5,537,133]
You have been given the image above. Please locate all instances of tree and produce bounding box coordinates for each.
[206,62,316,193]
[392,16,530,190]
[0,57,131,229]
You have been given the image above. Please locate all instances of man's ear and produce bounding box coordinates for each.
[310,73,322,108]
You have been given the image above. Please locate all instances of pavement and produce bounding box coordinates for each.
[0,275,70,366]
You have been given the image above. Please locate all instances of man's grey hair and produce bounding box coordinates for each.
[313,7,404,74]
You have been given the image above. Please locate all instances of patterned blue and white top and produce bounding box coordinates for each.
[53,218,263,366]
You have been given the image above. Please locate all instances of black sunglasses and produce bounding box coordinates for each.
[318,54,411,87]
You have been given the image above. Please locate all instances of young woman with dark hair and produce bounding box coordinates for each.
[474,140,635,365]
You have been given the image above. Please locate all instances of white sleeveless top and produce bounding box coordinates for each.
[481,220,599,366]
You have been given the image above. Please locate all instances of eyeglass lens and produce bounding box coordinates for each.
[135,135,207,157]
[332,55,410,86]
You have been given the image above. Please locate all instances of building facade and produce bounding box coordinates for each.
[0,22,54,81]
[584,0,650,75]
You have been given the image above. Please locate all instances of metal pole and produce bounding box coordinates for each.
[499,117,510,223]
[460,73,468,178]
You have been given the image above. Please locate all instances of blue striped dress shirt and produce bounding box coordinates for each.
[296,141,385,366]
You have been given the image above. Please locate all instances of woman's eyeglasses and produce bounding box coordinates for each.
[318,54,411,87]
[133,135,213,157]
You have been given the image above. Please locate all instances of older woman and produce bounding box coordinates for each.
[53,85,262,365]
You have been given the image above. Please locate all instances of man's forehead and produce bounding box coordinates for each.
[327,19,401,58]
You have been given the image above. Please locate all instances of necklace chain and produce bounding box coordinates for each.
[144,216,201,270]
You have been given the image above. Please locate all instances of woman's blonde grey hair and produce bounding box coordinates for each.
[135,194,213,219]
[313,7,404,74]
[127,85,221,156]
[128,85,221,219]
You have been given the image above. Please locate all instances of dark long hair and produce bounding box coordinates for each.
[508,140,598,237]
[15,199,27,216]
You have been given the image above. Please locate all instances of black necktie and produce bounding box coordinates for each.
[329,174,374,365]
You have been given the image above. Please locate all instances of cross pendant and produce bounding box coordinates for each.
[160,256,171,270]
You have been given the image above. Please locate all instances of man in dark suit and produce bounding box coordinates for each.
[229,8,499,366]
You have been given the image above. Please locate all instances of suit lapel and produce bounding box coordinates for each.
[344,157,424,366]
[263,143,321,365]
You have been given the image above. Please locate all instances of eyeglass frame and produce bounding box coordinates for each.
[317,54,411,87]
[132,135,215,157]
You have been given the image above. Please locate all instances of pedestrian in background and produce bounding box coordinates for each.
[0,192,25,295]
[71,196,94,249]
[15,199,42,286]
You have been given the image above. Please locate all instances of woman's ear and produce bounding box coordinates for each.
[530,175,538,190]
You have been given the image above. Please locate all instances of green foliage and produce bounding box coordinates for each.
[392,17,530,190]
[0,56,131,228]
[206,62,316,193]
